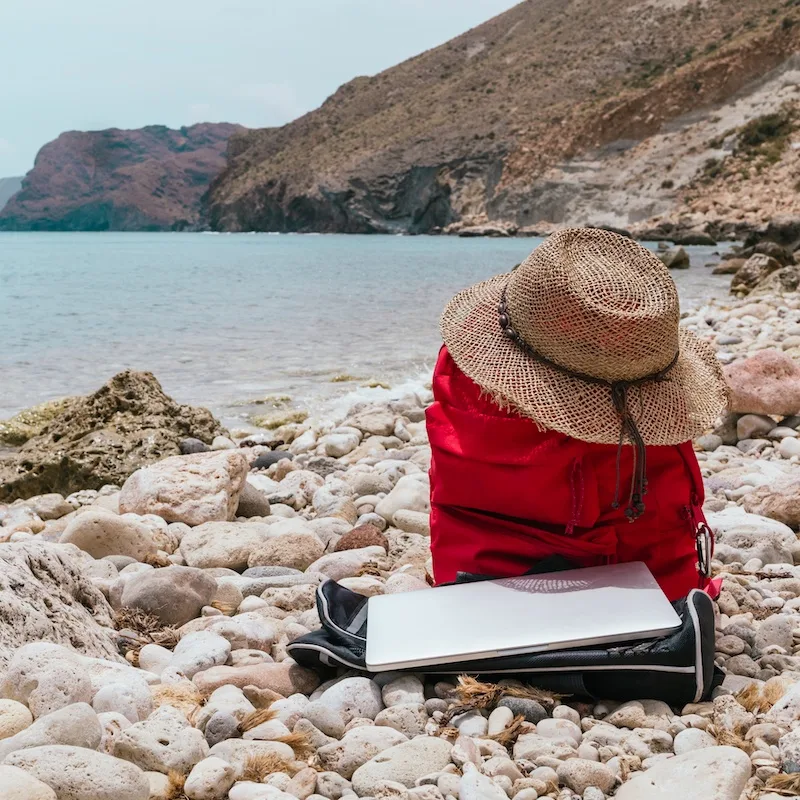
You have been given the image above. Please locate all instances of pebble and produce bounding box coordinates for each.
[375,703,429,738]
[60,510,159,561]
[382,676,425,707]
[301,701,347,738]
[183,756,236,800]
[0,764,58,800]
[319,677,384,723]
[673,727,717,755]
[0,702,101,760]
[498,698,548,724]
[0,698,33,740]
[556,759,616,795]
[487,706,515,735]
[459,763,508,800]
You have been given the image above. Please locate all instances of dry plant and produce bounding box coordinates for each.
[764,680,788,708]
[152,683,205,718]
[241,752,294,782]
[238,707,277,733]
[735,681,786,715]
[442,675,563,724]
[487,714,527,747]
[711,725,753,754]
[166,771,188,800]
[113,607,180,649]
[543,780,560,795]
[356,562,383,577]
[437,725,460,742]
[762,773,800,797]
[143,552,171,568]
[735,683,767,714]
[455,676,562,708]
[276,730,316,761]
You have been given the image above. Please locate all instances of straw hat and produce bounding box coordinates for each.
[441,227,728,447]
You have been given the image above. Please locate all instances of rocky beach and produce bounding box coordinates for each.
[4,241,800,800]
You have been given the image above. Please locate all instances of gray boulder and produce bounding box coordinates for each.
[119,565,217,626]
[0,542,121,668]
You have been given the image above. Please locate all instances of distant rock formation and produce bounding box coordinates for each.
[207,0,799,236]
[0,371,226,501]
[0,177,22,211]
[0,123,242,231]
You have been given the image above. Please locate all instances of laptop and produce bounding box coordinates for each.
[365,561,681,672]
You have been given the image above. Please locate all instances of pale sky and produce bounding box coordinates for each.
[0,0,518,177]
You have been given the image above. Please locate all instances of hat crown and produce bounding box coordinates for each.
[506,229,680,383]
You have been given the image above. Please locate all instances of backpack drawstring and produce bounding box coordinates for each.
[565,457,584,536]
[498,286,678,523]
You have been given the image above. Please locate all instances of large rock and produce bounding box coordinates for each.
[725,350,800,416]
[60,510,159,560]
[247,531,325,571]
[374,475,430,524]
[0,124,243,232]
[112,705,208,775]
[743,476,800,529]
[614,746,751,799]
[731,254,782,292]
[119,450,248,525]
[318,678,384,724]
[192,659,320,696]
[351,736,453,795]
[0,543,121,668]
[0,371,225,502]
[657,246,690,270]
[0,703,101,760]
[751,264,800,296]
[317,726,408,779]
[119,565,217,626]
[5,744,150,800]
[0,765,57,800]
[180,521,274,570]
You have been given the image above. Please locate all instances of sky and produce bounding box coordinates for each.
[0,0,518,177]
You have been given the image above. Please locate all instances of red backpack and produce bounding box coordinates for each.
[426,346,714,602]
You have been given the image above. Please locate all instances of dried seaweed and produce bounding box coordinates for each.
[238,707,278,733]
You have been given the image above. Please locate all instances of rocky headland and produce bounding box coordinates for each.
[3,261,800,798]
[207,0,799,239]
[0,123,243,232]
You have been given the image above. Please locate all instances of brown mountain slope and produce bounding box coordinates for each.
[208,0,800,235]
[0,123,243,232]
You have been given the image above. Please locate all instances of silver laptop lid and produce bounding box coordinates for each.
[365,561,681,672]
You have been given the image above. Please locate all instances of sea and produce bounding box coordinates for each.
[0,232,733,430]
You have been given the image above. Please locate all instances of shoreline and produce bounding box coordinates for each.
[2,282,800,798]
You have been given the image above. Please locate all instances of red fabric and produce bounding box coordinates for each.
[426,346,711,602]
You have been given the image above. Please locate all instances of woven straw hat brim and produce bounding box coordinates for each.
[440,273,729,446]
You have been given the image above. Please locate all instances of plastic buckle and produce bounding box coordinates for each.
[696,523,713,579]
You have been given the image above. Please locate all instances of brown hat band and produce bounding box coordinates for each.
[498,287,679,522]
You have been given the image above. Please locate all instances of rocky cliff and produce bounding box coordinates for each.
[0,123,242,231]
[0,177,22,211]
[207,0,800,236]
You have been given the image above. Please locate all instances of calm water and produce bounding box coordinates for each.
[0,233,732,427]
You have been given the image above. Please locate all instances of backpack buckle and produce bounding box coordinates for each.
[696,523,713,579]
